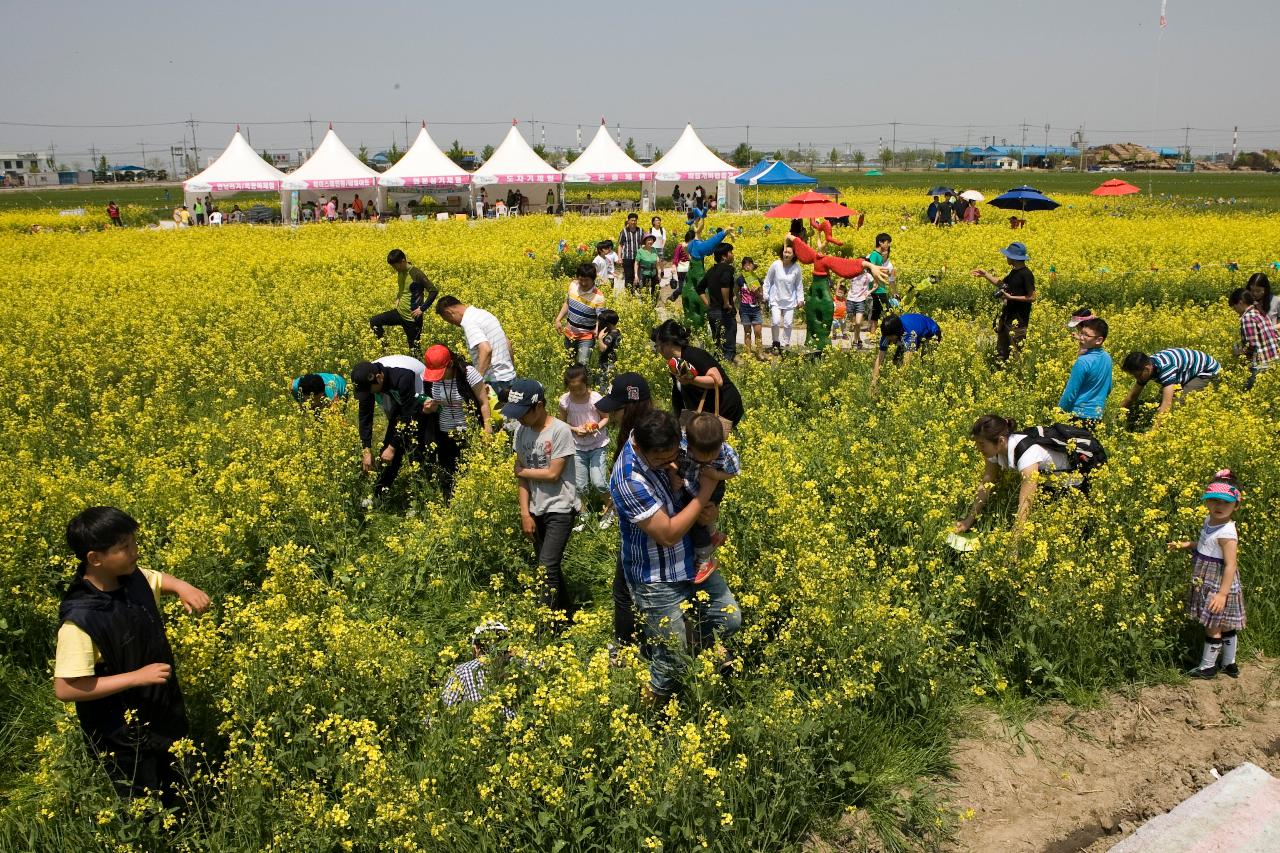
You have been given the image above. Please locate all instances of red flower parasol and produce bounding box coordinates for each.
[1091,179,1140,196]
[765,190,860,219]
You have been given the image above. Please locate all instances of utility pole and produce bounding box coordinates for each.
[1184,125,1191,162]
[307,114,317,155]
[1078,125,1086,172]
[139,140,146,171]
[1043,123,1049,168]
[890,121,897,171]
[745,124,750,151]
[403,115,410,149]
[187,114,199,170]
[1020,121,1027,168]
[1231,125,1238,165]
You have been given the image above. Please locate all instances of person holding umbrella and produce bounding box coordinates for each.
[973,242,1036,362]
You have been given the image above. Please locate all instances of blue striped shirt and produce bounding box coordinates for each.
[677,435,741,494]
[609,438,694,585]
[1149,348,1220,388]
[565,282,605,336]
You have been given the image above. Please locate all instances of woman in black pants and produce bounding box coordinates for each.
[594,372,655,661]
[421,344,492,502]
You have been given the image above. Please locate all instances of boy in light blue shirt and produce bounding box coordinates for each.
[1058,316,1113,425]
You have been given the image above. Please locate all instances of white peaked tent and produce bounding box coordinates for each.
[280,125,384,223]
[471,121,561,213]
[649,124,741,212]
[183,128,286,211]
[563,120,650,183]
[379,123,470,188]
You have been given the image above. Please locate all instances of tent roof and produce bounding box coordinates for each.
[380,124,471,187]
[184,130,286,193]
[734,159,816,186]
[472,122,561,185]
[649,124,737,181]
[562,121,649,183]
[282,127,380,191]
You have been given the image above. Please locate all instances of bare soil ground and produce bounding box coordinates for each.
[945,656,1280,852]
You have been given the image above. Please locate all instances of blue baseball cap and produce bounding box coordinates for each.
[1000,242,1029,262]
[501,378,545,419]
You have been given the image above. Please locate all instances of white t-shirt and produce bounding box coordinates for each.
[460,306,516,383]
[374,355,426,396]
[593,255,609,281]
[998,434,1070,474]
[209,210,223,225]
[1196,519,1238,560]
[648,227,667,250]
[604,251,619,277]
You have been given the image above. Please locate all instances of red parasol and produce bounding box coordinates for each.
[1090,179,1140,196]
[765,190,859,219]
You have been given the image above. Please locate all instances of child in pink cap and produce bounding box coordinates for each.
[1169,470,1246,678]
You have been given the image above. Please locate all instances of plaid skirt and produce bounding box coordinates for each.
[1184,551,1246,631]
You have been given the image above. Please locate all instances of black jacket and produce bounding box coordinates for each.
[358,366,428,449]
[59,571,188,750]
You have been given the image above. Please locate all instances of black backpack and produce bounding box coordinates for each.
[1011,424,1108,476]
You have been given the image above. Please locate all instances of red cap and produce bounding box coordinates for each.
[422,344,451,381]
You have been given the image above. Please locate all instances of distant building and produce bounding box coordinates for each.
[943,145,1080,169]
[1,152,53,185]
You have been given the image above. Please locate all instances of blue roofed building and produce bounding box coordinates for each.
[943,145,1080,169]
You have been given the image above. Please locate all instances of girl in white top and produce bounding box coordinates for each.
[1169,470,1245,678]
[763,243,805,349]
[955,415,1078,535]
[558,365,611,506]
[649,216,668,280]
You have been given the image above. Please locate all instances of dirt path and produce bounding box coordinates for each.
[946,657,1280,852]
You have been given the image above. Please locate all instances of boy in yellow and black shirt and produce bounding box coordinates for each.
[54,507,209,803]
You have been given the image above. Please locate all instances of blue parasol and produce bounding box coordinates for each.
[989,185,1060,211]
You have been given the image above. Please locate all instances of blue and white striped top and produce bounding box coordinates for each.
[566,282,605,337]
[609,438,694,585]
[1149,348,1220,388]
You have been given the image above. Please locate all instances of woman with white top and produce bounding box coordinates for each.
[763,242,805,352]
[954,415,1080,535]
[648,216,668,280]
[421,344,492,502]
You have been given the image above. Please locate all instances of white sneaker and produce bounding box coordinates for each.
[598,510,615,529]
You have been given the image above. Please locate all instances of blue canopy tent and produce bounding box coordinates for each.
[734,159,816,209]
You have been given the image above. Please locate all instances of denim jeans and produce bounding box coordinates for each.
[564,335,593,366]
[628,572,742,696]
[573,446,608,497]
[707,306,737,362]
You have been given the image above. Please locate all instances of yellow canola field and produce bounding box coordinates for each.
[1,203,1278,852]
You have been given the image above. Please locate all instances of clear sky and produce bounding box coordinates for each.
[4,0,1277,168]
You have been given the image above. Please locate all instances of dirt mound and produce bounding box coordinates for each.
[946,658,1280,852]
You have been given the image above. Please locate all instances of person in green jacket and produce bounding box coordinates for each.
[681,228,730,332]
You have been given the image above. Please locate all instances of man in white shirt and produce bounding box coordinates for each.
[434,296,517,400]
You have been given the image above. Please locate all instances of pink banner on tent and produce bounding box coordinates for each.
[204,180,283,191]
[664,171,736,180]
[582,171,648,182]
[298,178,378,190]
[400,176,471,187]
[486,173,563,183]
